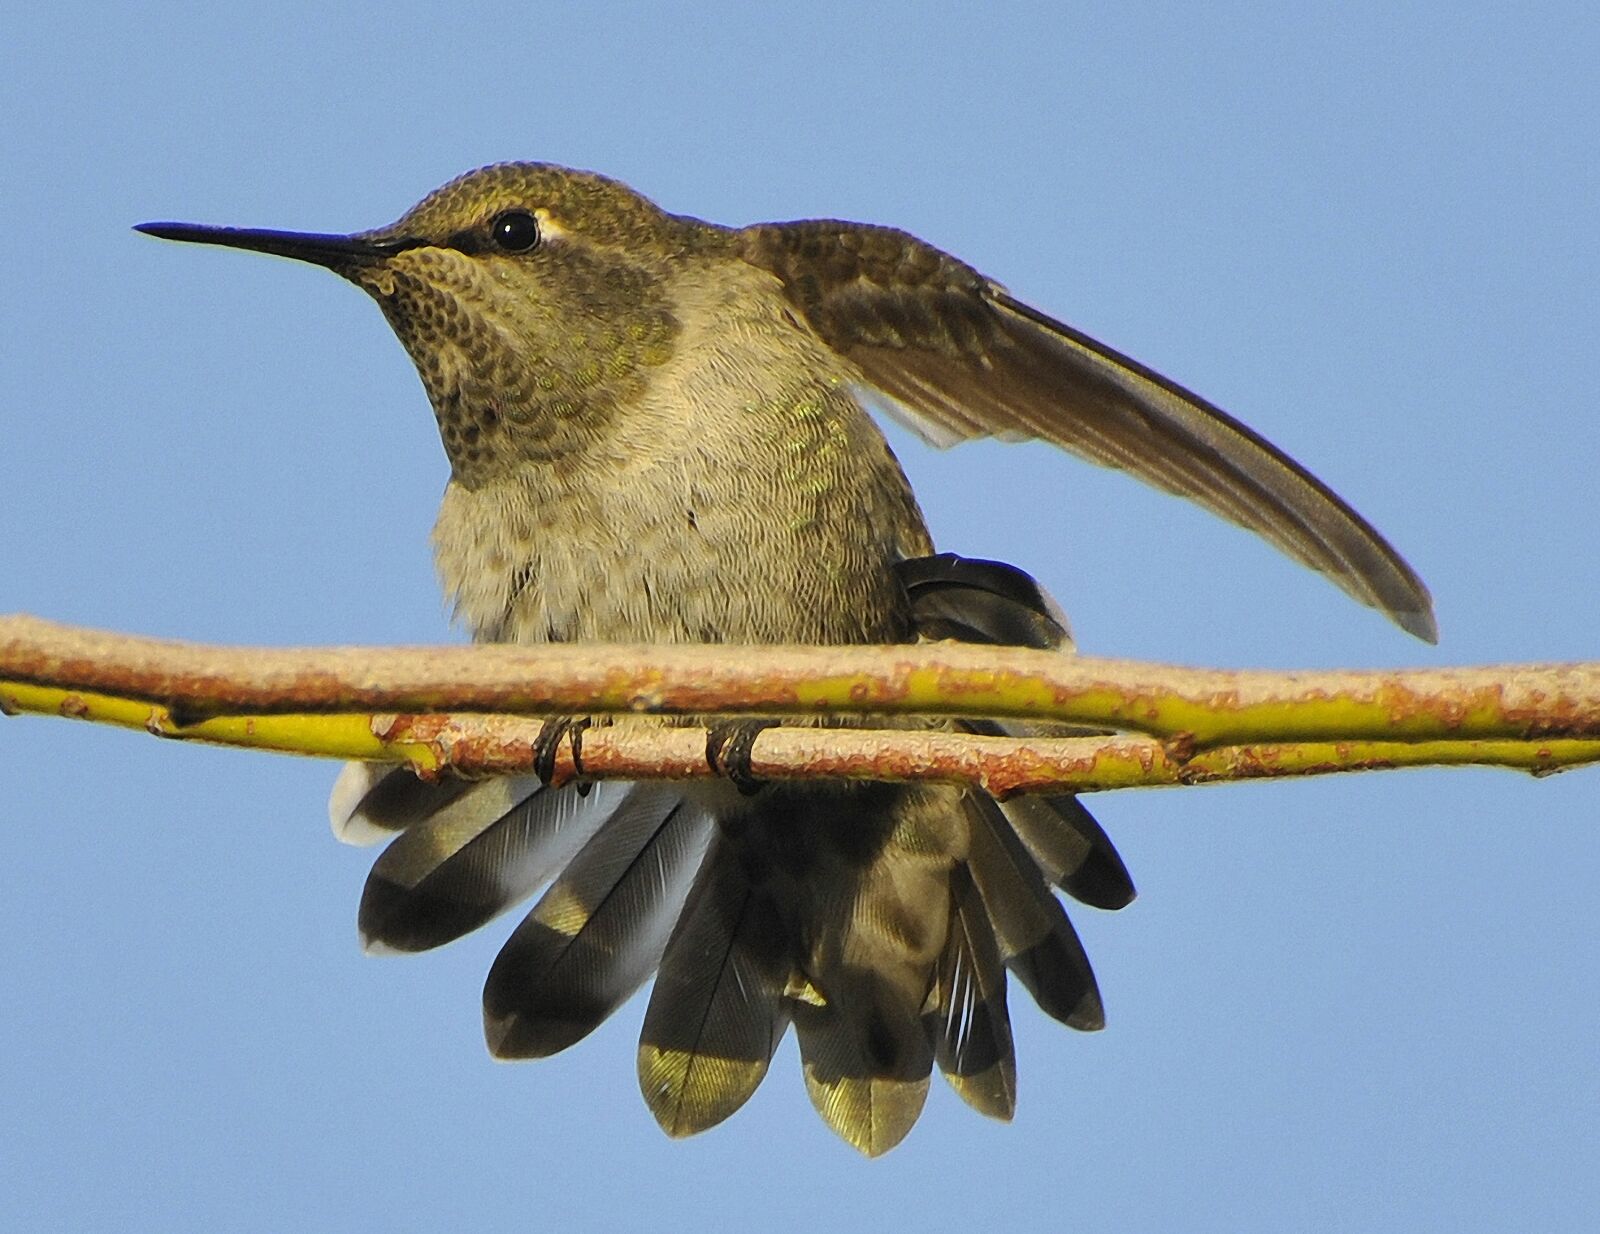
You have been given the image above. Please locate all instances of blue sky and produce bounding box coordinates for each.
[4,4,1596,1231]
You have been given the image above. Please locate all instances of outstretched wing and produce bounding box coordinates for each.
[742,220,1436,641]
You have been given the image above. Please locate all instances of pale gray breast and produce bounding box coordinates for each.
[431,260,934,647]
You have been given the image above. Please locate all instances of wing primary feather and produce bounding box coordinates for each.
[898,552,1074,650]
[989,292,1436,640]
[742,220,1435,640]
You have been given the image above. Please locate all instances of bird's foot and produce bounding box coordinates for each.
[705,720,775,796]
[532,716,592,794]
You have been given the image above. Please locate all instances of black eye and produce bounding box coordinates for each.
[489,209,540,253]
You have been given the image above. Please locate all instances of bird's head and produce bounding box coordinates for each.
[139,162,729,483]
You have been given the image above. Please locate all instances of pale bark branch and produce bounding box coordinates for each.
[3,614,1599,791]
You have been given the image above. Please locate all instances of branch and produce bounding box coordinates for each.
[3,614,1598,791]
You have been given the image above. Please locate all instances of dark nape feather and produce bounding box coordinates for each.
[638,836,792,1136]
[359,777,633,954]
[897,553,1073,650]
[743,221,1435,641]
[484,789,713,1059]
[928,863,1017,1120]
[964,793,1104,1031]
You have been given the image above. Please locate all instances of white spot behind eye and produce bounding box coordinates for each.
[533,209,570,241]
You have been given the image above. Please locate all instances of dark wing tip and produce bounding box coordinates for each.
[1399,604,1440,645]
[897,552,1074,650]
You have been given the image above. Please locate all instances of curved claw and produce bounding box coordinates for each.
[705,721,775,796]
[532,716,591,793]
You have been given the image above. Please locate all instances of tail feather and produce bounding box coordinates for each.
[965,793,1105,1031]
[951,727,1136,910]
[333,551,1136,1154]
[793,997,933,1158]
[359,777,631,954]
[781,782,958,1157]
[484,788,713,1059]
[329,761,475,846]
[637,836,792,1136]
[1000,793,1136,911]
[928,862,1017,1120]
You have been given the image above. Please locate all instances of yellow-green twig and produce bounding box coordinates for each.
[4,617,1598,793]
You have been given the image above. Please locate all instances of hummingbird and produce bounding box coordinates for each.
[137,162,1434,1156]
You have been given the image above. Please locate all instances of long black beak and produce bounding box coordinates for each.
[133,222,423,267]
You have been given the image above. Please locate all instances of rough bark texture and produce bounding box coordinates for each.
[4,615,1598,790]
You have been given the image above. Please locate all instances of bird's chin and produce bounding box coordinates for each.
[347,264,398,298]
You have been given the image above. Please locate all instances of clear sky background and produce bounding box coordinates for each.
[4,4,1596,1231]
